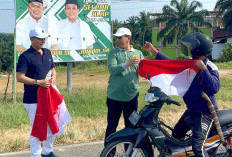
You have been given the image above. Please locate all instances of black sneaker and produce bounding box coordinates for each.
[41,152,58,157]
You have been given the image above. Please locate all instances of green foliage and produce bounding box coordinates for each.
[218,43,232,62]
[0,33,14,72]
[176,54,190,60]
[215,0,232,33]
[112,11,154,47]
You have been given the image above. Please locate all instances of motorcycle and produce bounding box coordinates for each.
[100,75,232,157]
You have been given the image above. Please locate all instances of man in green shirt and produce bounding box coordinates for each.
[105,27,144,144]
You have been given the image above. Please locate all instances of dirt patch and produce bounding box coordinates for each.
[219,69,232,78]
[0,73,110,97]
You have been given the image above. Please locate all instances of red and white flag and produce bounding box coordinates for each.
[31,84,71,141]
[139,59,199,97]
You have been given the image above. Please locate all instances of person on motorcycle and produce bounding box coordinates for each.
[143,32,220,157]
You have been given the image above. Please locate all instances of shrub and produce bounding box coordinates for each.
[219,43,232,62]
[176,54,190,60]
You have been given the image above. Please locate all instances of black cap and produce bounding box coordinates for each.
[65,0,78,6]
[29,0,43,4]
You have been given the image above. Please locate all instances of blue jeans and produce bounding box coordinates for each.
[104,94,138,145]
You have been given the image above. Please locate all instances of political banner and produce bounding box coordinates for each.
[15,0,112,62]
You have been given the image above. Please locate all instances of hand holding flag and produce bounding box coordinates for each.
[139,59,199,97]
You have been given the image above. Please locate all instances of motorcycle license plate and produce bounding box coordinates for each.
[129,111,141,126]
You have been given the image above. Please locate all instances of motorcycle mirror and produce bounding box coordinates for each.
[147,72,150,80]
[146,72,152,87]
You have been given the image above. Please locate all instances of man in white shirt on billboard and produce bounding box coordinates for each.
[58,0,95,50]
[16,0,59,52]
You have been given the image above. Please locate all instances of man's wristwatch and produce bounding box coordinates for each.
[34,79,38,86]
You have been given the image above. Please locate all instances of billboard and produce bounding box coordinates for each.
[15,0,112,62]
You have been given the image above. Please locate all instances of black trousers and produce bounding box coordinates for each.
[172,111,213,157]
[104,94,138,145]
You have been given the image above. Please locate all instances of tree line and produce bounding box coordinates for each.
[113,0,232,48]
[0,33,14,72]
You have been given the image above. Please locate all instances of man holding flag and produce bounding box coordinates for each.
[142,32,220,157]
[16,27,70,157]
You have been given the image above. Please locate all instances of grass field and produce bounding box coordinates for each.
[0,61,231,153]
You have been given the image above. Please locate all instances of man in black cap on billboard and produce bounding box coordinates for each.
[16,0,59,52]
[58,0,95,50]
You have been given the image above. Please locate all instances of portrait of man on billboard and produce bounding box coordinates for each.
[58,0,95,50]
[16,0,59,52]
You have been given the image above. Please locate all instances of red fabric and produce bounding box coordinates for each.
[31,85,64,141]
[138,59,199,79]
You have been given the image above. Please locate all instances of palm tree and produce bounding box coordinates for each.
[125,16,140,42]
[137,11,155,45]
[214,0,232,33]
[112,19,123,35]
[155,0,212,47]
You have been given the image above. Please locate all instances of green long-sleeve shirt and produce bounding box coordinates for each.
[107,47,144,102]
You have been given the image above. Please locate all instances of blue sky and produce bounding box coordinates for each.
[0,0,218,33]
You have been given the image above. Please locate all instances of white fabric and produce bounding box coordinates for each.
[16,15,59,49]
[58,18,95,50]
[207,60,219,71]
[24,103,56,157]
[150,69,197,97]
[45,72,71,136]
[52,84,71,136]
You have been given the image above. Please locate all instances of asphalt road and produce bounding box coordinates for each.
[0,141,104,157]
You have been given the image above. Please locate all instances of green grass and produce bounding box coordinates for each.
[216,77,232,104]
[0,102,29,129]
[60,87,107,118]
[55,61,108,75]
[215,61,232,69]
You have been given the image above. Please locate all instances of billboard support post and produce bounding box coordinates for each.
[67,62,72,92]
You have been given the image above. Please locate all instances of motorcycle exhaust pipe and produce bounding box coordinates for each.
[201,92,226,146]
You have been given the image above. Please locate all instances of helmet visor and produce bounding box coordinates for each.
[180,34,200,56]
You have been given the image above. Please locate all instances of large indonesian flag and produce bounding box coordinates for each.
[139,59,200,97]
[31,84,71,141]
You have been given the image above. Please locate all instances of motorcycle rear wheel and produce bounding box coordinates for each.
[100,138,152,157]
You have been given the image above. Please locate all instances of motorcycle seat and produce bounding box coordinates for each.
[184,110,232,128]
[218,110,232,127]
